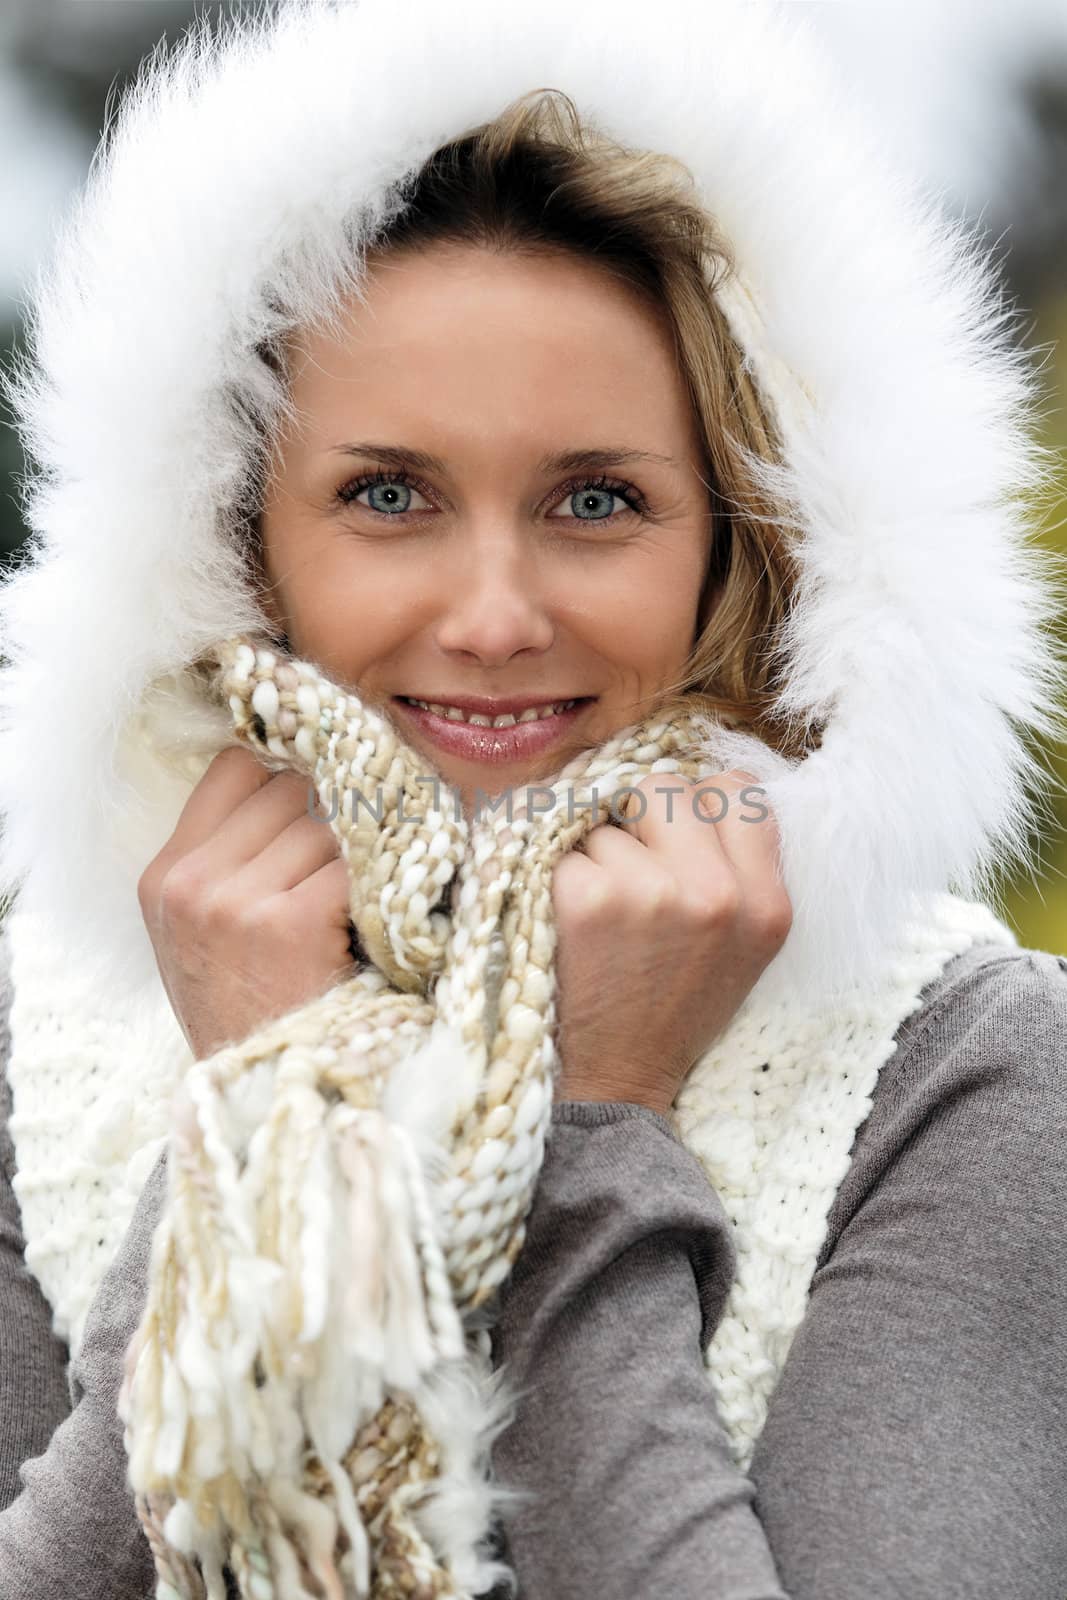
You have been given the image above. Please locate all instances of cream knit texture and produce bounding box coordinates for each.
[6,921,193,1360]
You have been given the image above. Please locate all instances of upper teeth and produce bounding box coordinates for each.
[405,698,579,727]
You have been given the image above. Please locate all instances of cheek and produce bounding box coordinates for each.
[667,541,712,634]
[583,549,706,660]
[281,545,441,689]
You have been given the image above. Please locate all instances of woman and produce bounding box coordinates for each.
[0,1,1065,1595]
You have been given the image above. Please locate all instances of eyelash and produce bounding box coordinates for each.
[333,466,649,525]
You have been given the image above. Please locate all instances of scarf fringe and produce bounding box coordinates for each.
[119,1026,506,1599]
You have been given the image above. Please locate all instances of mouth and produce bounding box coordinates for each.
[390,695,596,765]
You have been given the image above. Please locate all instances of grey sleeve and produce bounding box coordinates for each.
[0,925,162,1596]
[748,948,1067,1599]
[486,1099,789,1600]
[482,950,1067,1600]
[0,930,77,1510]
[0,1145,165,1597]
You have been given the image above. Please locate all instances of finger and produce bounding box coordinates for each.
[577,818,649,872]
[691,771,785,892]
[550,844,605,906]
[197,768,326,866]
[223,813,342,899]
[169,768,323,884]
[573,824,690,939]
[614,770,778,898]
[161,747,277,865]
[610,771,728,860]
[697,768,780,857]
[286,855,359,937]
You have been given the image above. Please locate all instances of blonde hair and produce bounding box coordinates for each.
[251,88,816,759]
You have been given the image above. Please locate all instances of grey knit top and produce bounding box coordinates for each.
[0,930,1065,1599]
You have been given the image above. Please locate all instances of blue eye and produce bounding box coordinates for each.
[335,469,429,515]
[547,473,646,524]
[366,481,411,514]
[334,466,648,525]
[563,485,629,520]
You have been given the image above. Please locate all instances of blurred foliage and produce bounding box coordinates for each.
[1002,293,1067,955]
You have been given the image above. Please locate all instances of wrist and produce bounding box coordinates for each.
[554,1077,674,1119]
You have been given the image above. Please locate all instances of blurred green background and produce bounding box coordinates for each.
[1004,289,1067,952]
[1,1,1065,950]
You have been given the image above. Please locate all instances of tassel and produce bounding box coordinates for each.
[120,1029,473,1599]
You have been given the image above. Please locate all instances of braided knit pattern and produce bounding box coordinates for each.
[119,632,725,1599]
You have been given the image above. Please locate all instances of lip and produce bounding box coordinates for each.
[390,695,595,764]
[395,691,583,716]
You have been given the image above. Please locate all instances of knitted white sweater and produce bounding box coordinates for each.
[3,887,1016,1475]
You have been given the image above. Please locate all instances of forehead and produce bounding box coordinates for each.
[282,243,698,453]
[295,240,672,347]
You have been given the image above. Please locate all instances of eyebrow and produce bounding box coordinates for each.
[325,442,680,474]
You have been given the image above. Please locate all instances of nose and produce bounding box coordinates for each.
[433,533,555,666]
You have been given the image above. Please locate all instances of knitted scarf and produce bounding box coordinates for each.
[98,630,1015,1600]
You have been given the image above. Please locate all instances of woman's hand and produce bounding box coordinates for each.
[137,746,356,1060]
[550,770,791,1117]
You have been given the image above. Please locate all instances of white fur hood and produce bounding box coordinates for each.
[0,0,1063,1014]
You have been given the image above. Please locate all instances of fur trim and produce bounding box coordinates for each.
[0,0,1063,1012]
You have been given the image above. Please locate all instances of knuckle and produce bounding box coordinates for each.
[201,887,242,935]
[676,885,718,923]
[563,884,611,925]
[210,888,244,930]
[633,870,675,918]
[136,863,159,912]
[157,861,206,920]
[673,872,740,926]
[241,894,287,940]
[703,879,743,926]
[752,889,794,947]
[553,858,609,923]
[223,888,282,939]
[583,844,660,905]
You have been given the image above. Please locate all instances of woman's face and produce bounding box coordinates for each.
[259,241,714,814]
